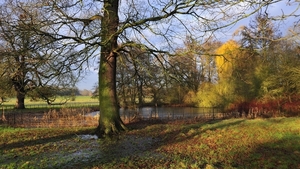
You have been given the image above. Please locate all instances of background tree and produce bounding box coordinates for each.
[237,13,283,100]
[0,1,86,108]
[196,39,258,109]
[80,89,93,96]
[0,76,14,105]
[217,40,258,101]
[0,45,15,104]
[260,38,300,102]
[91,83,99,99]
[196,40,241,108]
[184,38,222,106]
[167,37,221,105]
[117,46,168,107]
[215,40,240,79]
[117,46,148,108]
[197,38,222,84]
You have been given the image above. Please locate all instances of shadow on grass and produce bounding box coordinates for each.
[33,117,300,169]
[126,119,168,130]
[0,128,93,151]
[162,118,246,144]
[237,135,300,168]
[2,118,299,168]
[72,119,248,168]
[48,118,300,168]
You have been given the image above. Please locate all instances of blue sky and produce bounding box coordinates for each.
[76,1,300,91]
[77,70,98,90]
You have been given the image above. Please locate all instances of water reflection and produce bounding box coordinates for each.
[88,107,223,122]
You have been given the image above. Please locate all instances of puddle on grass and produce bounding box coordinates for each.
[0,134,163,168]
[33,134,163,168]
[77,134,98,140]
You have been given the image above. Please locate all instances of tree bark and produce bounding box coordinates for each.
[15,86,26,109]
[95,0,126,137]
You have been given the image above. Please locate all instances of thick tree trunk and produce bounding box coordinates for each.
[95,0,126,137]
[96,53,126,136]
[15,86,26,109]
[15,92,25,109]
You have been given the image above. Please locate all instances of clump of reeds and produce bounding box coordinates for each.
[40,108,98,128]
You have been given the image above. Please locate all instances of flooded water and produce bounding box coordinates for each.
[87,107,223,121]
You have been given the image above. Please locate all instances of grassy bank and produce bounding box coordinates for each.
[1,117,300,168]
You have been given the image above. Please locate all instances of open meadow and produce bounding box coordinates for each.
[1,117,300,168]
[1,96,99,110]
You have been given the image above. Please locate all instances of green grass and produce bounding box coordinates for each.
[1,117,300,168]
[1,96,99,110]
[3,95,97,105]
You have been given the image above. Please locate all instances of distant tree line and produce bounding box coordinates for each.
[111,13,300,116]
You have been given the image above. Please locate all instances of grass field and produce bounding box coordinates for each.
[1,117,300,168]
[3,95,98,104]
[1,96,99,109]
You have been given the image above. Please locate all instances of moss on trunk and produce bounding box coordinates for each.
[95,0,127,137]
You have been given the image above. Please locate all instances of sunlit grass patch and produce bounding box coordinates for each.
[152,117,300,168]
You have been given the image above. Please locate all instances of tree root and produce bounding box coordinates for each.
[95,119,127,138]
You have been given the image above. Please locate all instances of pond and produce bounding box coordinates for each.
[87,107,224,122]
